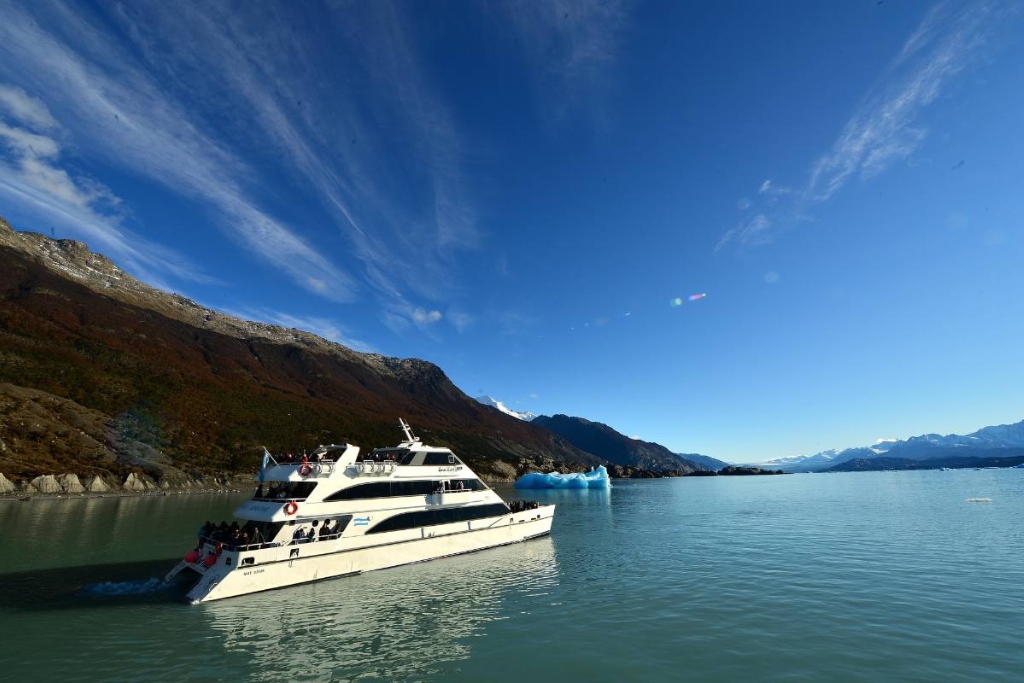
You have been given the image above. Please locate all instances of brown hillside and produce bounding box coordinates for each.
[0,218,600,482]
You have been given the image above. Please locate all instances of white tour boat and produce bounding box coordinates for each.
[165,419,555,603]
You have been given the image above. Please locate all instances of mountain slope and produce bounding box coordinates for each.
[0,217,602,482]
[531,414,707,473]
[677,453,730,470]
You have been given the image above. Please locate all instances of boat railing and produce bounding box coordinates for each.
[354,460,397,476]
[432,487,469,495]
[198,535,281,552]
[293,460,335,477]
[288,531,344,544]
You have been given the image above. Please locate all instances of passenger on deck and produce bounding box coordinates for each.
[319,520,332,540]
[305,528,315,543]
[292,527,305,545]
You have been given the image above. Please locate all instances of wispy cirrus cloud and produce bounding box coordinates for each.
[715,214,772,252]
[501,0,631,123]
[446,309,475,333]
[0,83,215,288]
[718,0,1010,252]
[0,0,488,326]
[0,1,354,301]
[807,1,1001,201]
[0,85,59,130]
[156,1,483,329]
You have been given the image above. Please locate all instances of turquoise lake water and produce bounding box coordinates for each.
[0,469,1022,682]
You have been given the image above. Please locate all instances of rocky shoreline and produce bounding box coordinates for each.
[0,470,254,502]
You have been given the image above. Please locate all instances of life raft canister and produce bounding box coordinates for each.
[284,501,299,515]
[298,463,313,477]
[185,549,201,564]
[203,553,217,568]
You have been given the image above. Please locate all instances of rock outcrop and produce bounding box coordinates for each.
[0,472,15,493]
[31,474,63,493]
[58,473,86,493]
[123,473,147,491]
[86,475,110,492]
[486,460,518,481]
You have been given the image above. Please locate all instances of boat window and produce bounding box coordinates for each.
[323,478,488,501]
[333,515,353,534]
[366,503,510,534]
[254,481,317,501]
[323,480,428,501]
[389,480,437,496]
[323,482,391,501]
[241,521,283,546]
[423,452,456,465]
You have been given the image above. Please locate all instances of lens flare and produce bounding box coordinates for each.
[688,293,707,301]
[670,297,683,307]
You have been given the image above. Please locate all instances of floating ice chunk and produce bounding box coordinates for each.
[965,497,992,503]
[514,465,610,490]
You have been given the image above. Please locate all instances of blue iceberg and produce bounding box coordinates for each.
[514,465,610,490]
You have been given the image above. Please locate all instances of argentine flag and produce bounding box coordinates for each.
[259,447,274,482]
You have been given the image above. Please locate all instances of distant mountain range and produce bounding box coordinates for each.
[531,414,727,473]
[475,397,731,472]
[758,420,1024,472]
[474,395,537,422]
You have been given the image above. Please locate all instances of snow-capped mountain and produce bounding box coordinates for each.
[474,395,537,422]
[884,421,1024,459]
[759,439,899,470]
[757,419,1024,471]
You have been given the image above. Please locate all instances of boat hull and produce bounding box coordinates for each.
[184,505,554,603]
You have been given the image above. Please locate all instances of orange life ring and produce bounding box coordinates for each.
[284,501,299,515]
[298,463,312,477]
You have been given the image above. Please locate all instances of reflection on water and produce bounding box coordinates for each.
[0,493,248,573]
[203,538,557,682]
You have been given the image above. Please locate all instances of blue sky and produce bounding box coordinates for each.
[1,1,1022,463]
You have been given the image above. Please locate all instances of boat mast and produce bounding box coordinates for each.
[399,418,418,443]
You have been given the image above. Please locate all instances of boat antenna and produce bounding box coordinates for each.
[399,418,418,442]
